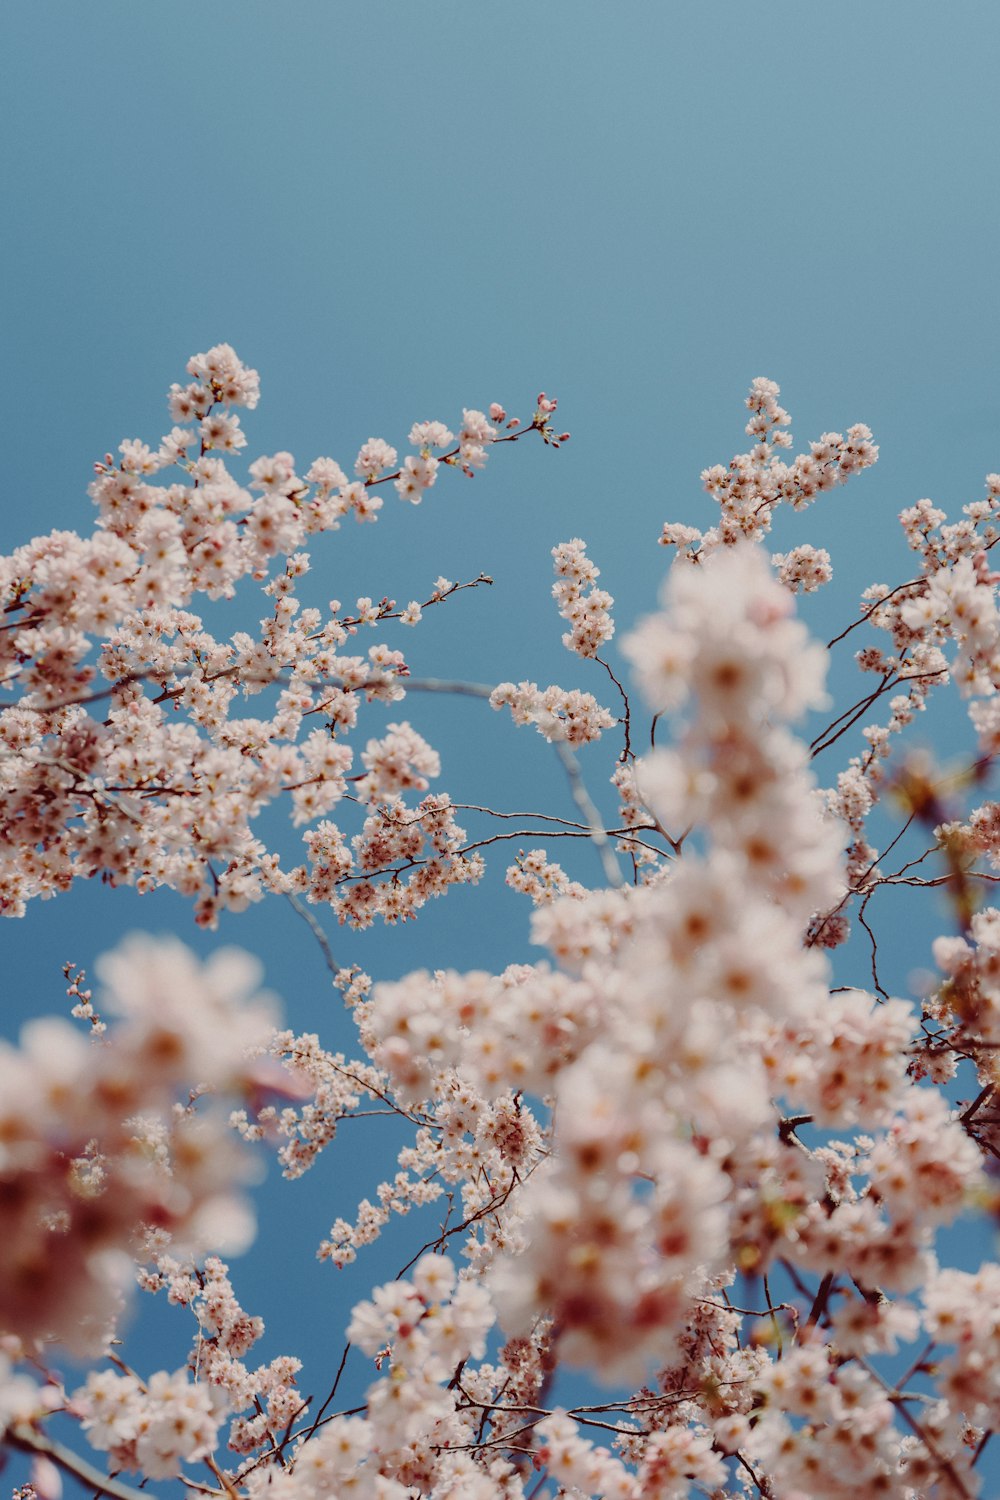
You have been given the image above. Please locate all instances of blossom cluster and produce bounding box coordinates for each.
[488,679,615,744]
[0,345,550,929]
[10,359,1000,1500]
[75,1366,226,1480]
[0,936,279,1355]
[551,537,615,658]
[661,374,879,560]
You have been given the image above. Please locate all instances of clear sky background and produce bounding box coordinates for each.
[4,0,1000,1481]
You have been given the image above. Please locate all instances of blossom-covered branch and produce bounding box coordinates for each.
[9,355,1000,1498]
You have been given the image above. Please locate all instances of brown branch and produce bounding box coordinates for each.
[594,654,632,763]
[826,577,924,649]
[857,890,888,999]
[803,1270,836,1333]
[960,1085,994,1125]
[856,1356,974,1499]
[810,668,946,759]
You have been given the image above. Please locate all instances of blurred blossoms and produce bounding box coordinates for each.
[0,936,279,1354]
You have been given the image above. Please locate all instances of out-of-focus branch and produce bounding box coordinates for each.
[6,1423,151,1500]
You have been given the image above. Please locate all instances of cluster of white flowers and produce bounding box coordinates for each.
[481,548,846,1380]
[773,540,834,593]
[12,358,1000,1500]
[551,538,615,657]
[505,846,587,904]
[488,679,615,743]
[0,346,549,927]
[371,962,603,1102]
[75,1367,226,1480]
[235,1257,499,1500]
[662,375,878,561]
[0,936,279,1355]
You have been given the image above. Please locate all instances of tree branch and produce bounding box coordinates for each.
[6,1423,152,1500]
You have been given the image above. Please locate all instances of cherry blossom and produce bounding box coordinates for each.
[9,353,1000,1500]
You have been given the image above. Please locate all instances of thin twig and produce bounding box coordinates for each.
[595,654,632,762]
[857,890,888,999]
[826,577,924,649]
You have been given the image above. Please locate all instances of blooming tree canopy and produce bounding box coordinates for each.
[5,347,1000,1499]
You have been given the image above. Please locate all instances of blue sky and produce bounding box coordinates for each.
[4,0,1000,1478]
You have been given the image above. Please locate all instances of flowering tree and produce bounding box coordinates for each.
[4,345,1000,1498]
